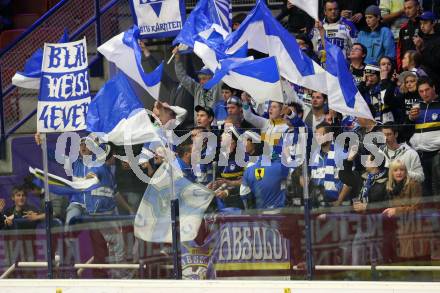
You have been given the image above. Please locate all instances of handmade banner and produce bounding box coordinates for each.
[37,38,91,133]
[129,0,186,39]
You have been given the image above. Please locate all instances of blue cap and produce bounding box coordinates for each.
[196,66,213,76]
[420,11,436,21]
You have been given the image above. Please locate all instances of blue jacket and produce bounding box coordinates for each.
[358,25,396,64]
[71,159,116,214]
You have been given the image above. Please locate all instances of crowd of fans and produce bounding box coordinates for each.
[1,0,440,275]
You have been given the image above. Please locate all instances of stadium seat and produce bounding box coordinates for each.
[12,0,48,15]
[0,29,26,49]
[12,14,41,29]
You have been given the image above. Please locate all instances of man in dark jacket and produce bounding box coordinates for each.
[397,0,422,70]
[339,147,389,210]
[413,11,440,89]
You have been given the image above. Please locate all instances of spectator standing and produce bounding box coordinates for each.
[385,160,425,260]
[397,0,422,70]
[173,47,221,124]
[380,0,406,40]
[358,5,396,64]
[401,50,428,76]
[176,139,197,182]
[339,147,389,265]
[381,122,424,182]
[414,11,440,88]
[349,43,368,87]
[408,77,440,197]
[397,71,421,117]
[2,186,44,230]
[303,91,327,132]
[195,106,214,130]
[339,0,378,30]
[379,56,400,120]
[213,84,236,124]
[307,122,350,207]
[241,95,289,149]
[359,64,395,123]
[209,127,244,211]
[311,0,358,58]
[139,43,194,128]
[240,158,289,210]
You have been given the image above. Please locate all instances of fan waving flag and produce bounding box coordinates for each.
[204,56,283,104]
[288,0,318,20]
[86,72,161,145]
[98,26,163,99]
[325,40,374,120]
[222,0,328,95]
[134,162,214,243]
[29,166,100,196]
[12,30,69,90]
[129,0,186,39]
[172,0,232,49]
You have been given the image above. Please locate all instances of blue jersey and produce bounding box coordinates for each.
[241,160,289,209]
[194,147,214,184]
[85,164,116,214]
[70,158,116,214]
[213,100,228,122]
[216,158,244,210]
[177,157,197,182]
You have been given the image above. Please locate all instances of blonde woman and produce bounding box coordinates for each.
[384,160,427,260]
[385,159,421,216]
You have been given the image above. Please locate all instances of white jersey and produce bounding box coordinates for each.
[311,17,358,58]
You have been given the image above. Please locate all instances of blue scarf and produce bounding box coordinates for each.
[359,169,387,203]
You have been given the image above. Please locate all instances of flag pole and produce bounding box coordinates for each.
[165,132,182,279]
[41,133,54,279]
[167,52,176,65]
[300,128,314,280]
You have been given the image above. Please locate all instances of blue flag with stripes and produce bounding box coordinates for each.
[173,0,232,48]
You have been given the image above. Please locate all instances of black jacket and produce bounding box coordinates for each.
[339,159,389,207]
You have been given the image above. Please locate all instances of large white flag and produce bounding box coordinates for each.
[134,163,214,243]
[288,0,319,20]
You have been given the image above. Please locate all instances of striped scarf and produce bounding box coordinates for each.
[310,142,340,201]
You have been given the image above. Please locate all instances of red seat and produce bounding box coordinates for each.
[0,29,26,49]
[12,14,41,29]
[12,0,48,15]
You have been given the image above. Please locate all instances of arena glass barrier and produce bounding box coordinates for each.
[0,126,440,281]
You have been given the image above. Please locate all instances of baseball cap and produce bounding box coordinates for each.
[365,5,381,17]
[364,64,380,75]
[195,105,214,117]
[226,96,242,107]
[420,11,436,21]
[196,66,213,76]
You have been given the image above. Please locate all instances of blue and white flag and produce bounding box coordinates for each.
[204,56,283,104]
[134,162,214,243]
[98,26,163,99]
[37,37,91,133]
[129,0,185,39]
[29,166,100,196]
[86,72,161,145]
[325,40,374,120]
[222,0,328,94]
[173,0,232,49]
[12,30,69,90]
